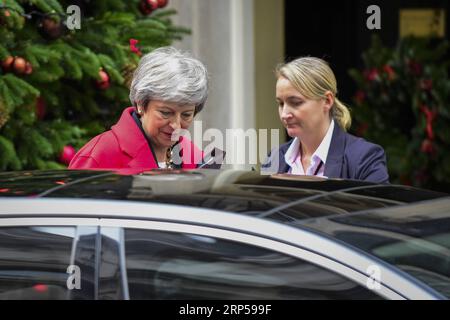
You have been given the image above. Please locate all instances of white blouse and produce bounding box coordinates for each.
[284,120,335,177]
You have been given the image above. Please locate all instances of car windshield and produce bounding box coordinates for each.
[297,197,450,298]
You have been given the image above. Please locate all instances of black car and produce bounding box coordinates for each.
[0,169,449,299]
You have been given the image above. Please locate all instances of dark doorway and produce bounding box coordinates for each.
[284,0,450,104]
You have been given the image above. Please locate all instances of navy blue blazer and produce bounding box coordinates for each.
[263,124,390,184]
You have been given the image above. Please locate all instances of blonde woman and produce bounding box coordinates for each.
[263,57,389,183]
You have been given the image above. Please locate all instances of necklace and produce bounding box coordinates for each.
[165,147,174,169]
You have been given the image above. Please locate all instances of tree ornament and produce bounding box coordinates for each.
[157,0,169,8]
[24,62,33,75]
[407,59,422,77]
[35,97,46,120]
[1,56,14,72]
[139,0,159,15]
[0,9,10,26]
[354,90,365,105]
[129,39,142,56]
[96,69,110,90]
[363,68,379,82]
[419,105,437,140]
[382,64,395,81]
[0,10,11,24]
[420,139,435,154]
[59,145,76,165]
[39,17,64,40]
[13,57,26,74]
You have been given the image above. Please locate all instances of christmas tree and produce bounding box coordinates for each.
[0,0,188,170]
[349,35,450,191]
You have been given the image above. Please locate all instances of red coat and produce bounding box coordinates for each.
[69,107,203,170]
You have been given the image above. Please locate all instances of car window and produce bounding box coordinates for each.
[0,226,80,299]
[124,228,383,300]
[301,198,450,298]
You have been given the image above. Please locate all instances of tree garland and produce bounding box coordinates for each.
[349,35,450,191]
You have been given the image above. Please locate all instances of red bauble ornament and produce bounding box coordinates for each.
[139,0,159,15]
[40,17,64,40]
[419,105,437,140]
[157,0,169,8]
[0,10,10,26]
[96,69,110,90]
[364,68,379,82]
[139,2,150,15]
[147,0,159,9]
[97,81,110,90]
[24,62,33,75]
[13,57,26,74]
[407,59,422,77]
[1,56,14,72]
[98,70,109,82]
[420,139,435,154]
[129,39,142,56]
[59,145,76,165]
[354,90,366,105]
[382,64,395,80]
[35,97,46,120]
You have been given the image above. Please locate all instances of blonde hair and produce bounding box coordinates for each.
[276,57,351,131]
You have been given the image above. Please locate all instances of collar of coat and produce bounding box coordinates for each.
[111,107,203,169]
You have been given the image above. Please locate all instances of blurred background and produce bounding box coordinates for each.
[0,0,449,192]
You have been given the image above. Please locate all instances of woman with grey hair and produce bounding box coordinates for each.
[69,47,208,170]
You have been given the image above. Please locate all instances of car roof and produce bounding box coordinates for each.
[0,169,448,223]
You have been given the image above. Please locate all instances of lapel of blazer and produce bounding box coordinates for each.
[276,140,293,173]
[278,147,290,173]
[324,124,346,178]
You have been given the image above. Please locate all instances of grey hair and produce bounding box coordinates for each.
[129,46,209,114]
